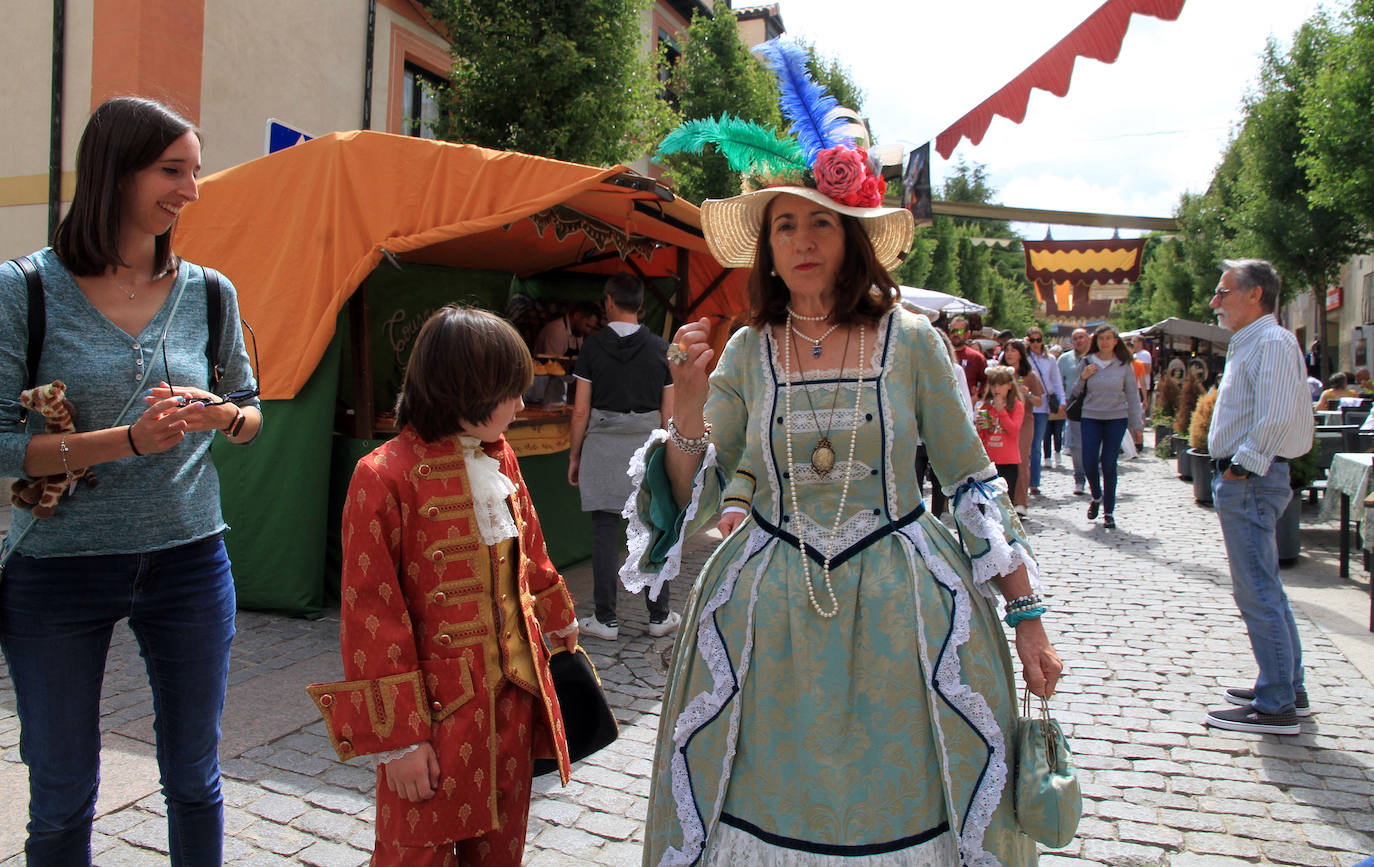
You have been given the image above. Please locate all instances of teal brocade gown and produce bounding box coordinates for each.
[622,308,1041,867]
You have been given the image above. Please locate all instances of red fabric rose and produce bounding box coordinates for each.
[813,145,866,204]
[855,175,886,208]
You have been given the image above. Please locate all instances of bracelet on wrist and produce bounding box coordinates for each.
[126,425,144,457]
[667,418,711,455]
[222,407,246,438]
[58,435,75,479]
[1004,605,1048,627]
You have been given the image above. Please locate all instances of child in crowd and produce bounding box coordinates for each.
[308,305,579,866]
[978,365,1025,490]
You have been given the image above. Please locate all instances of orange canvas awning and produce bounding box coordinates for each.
[174,131,747,399]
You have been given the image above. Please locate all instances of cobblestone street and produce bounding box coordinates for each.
[2,443,1372,866]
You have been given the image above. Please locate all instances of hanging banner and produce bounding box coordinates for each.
[901,143,932,223]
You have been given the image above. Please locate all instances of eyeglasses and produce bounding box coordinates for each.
[1027,337,1043,343]
[163,319,261,405]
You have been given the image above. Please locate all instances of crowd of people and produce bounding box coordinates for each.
[0,90,1320,866]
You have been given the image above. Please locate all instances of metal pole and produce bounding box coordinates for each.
[47,0,66,241]
[362,0,376,130]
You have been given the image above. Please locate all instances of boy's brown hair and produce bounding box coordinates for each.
[395,305,533,442]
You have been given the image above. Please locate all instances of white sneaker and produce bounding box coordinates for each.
[647,611,681,638]
[579,616,618,641]
[1014,504,1027,517]
[1072,482,1085,496]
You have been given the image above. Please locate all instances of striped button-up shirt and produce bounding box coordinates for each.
[1208,313,1314,475]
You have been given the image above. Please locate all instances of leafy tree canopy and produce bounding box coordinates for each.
[1301,0,1374,232]
[429,0,673,167]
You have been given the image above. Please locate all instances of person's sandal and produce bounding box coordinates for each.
[1087,499,1101,520]
[1103,514,1115,529]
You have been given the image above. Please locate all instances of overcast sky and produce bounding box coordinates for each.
[771,0,1339,238]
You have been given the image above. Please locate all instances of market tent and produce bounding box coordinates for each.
[1121,317,1230,347]
[895,285,988,317]
[174,131,747,615]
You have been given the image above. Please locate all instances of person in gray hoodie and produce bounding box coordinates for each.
[1068,325,1143,528]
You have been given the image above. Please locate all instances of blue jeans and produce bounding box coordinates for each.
[0,535,236,866]
[1028,412,1049,488]
[1043,418,1065,457]
[1212,464,1303,715]
[1079,417,1129,513]
[1066,420,1086,485]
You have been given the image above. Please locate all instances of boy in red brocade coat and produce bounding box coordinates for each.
[308,307,580,866]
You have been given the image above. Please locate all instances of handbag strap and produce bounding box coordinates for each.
[1023,686,1061,764]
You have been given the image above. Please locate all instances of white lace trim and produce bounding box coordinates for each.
[781,403,864,435]
[790,508,881,554]
[789,458,872,486]
[459,436,518,546]
[893,526,1006,867]
[949,471,1041,600]
[373,742,424,768]
[620,429,718,603]
[661,527,773,867]
[704,822,959,866]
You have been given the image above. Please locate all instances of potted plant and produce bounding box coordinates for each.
[1154,374,1181,449]
[1188,388,1218,505]
[1174,373,1202,480]
[1278,433,1321,565]
[1152,408,1175,456]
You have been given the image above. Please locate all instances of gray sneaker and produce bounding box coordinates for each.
[647,611,681,638]
[1205,704,1300,735]
[1225,687,1312,716]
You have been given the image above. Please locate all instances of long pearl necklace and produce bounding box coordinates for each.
[781,314,865,618]
[789,321,842,358]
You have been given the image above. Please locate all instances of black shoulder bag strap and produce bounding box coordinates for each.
[203,265,223,390]
[12,256,44,393]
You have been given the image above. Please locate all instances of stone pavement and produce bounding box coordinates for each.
[2,441,1373,866]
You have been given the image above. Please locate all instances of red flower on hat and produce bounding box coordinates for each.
[813,145,885,208]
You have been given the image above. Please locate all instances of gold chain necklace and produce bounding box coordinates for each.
[781,314,865,618]
[791,325,850,475]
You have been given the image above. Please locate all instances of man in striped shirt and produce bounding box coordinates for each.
[1204,259,1315,736]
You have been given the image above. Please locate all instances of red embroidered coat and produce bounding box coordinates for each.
[307,428,576,846]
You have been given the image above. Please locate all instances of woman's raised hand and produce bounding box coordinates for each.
[668,318,714,416]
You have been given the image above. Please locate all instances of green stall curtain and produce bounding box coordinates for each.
[211,332,341,618]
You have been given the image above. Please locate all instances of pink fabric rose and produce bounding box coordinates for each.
[813,145,866,204]
[855,175,886,208]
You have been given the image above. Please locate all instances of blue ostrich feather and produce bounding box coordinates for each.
[752,39,852,164]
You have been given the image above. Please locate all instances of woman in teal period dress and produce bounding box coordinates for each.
[620,173,1063,864]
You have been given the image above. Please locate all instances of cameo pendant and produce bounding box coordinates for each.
[810,436,836,475]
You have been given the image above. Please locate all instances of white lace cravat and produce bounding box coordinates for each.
[460,436,519,545]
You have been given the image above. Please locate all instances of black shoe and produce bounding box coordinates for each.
[1205,703,1300,735]
[1102,514,1115,529]
[1225,687,1312,716]
[1087,500,1101,520]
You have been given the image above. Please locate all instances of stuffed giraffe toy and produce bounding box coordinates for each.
[11,380,98,518]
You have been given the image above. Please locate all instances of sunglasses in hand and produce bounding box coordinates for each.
[163,319,261,406]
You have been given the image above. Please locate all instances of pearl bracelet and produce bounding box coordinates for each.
[667,418,711,454]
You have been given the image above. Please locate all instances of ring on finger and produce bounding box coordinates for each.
[666,343,689,365]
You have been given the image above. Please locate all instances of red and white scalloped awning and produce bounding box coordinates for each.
[935,0,1186,159]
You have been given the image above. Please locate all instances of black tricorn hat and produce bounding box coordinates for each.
[534,646,619,776]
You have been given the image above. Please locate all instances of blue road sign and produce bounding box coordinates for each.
[265,119,313,155]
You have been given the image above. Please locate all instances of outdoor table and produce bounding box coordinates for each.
[1317,452,1374,631]
[1316,409,1344,426]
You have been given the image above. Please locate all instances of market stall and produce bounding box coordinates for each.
[175,131,747,615]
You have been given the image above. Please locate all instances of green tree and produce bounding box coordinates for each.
[955,237,989,307]
[660,6,783,202]
[893,230,934,288]
[430,0,672,166]
[791,39,866,114]
[924,216,960,293]
[1231,18,1369,303]
[1301,0,1374,232]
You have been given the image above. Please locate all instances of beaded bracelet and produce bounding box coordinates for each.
[1004,593,1042,612]
[667,418,712,454]
[1004,605,1048,627]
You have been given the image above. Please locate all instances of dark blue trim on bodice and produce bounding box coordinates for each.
[750,502,926,569]
[719,812,951,856]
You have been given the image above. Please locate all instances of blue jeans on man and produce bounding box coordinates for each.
[1211,463,1303,715]
[1066,420,1086,487]
[1028,411,1049,488]
[0,536,236,865]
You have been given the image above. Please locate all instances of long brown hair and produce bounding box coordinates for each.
[746,201,897,329]
[52,97,200,277]
[1090,325,1133,364]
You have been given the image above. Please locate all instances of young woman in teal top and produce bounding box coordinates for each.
[0,97,261,865]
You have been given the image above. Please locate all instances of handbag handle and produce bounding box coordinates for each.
[1023,686,1062,767]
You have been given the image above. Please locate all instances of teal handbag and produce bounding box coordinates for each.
[1012,689,1082,847]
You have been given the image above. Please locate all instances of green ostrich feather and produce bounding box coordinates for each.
[657,114,808,176]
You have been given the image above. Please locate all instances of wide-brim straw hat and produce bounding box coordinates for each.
[700,186,915,272]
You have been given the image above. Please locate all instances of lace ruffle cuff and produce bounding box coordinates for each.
[619,429,720,602]
[948,470,1041,598]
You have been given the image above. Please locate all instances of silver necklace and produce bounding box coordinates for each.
[781,314,866,618]
[789,321,842,358]
[791,326,851,474]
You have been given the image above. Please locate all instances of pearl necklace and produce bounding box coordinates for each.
[786,305,830,322]
[781,314,865,618]
[789,321,842,358]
